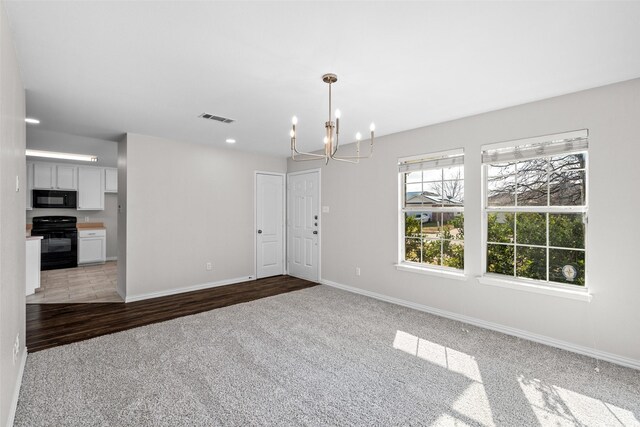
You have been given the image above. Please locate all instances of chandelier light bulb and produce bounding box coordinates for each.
[370,123,376,132]
[335,109,341,119]
[356,132,362,141]
[292,116,298,125]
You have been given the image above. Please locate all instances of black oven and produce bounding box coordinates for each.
[31,216,78,270]
[33,190,77,209]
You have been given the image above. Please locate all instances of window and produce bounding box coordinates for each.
[482,130,588,287]
[399,149,464,271]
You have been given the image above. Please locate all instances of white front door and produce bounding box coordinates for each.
[287,170,320,282]
[256,173,284,278]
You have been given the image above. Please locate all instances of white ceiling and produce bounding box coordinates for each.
[5,1,640,157]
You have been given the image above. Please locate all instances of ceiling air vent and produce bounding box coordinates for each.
[198,113,235,124]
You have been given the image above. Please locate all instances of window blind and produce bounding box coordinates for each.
[398,149,464,173]
[481,130,588,164]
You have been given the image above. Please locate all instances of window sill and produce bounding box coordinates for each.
[478,275,592,302]
[395,263,468,281]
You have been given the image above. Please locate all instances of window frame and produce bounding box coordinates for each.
[398,149,465,275]
[480,131,589,291]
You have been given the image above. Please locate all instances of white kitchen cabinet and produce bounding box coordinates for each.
[31,162,77,190]
[26,162,33,210]
[105,168,118,193]
[26,236,42,295]
[77,167,104,210]
[56,165,77,190]
[78,229,106,264]
[32,162,55,189]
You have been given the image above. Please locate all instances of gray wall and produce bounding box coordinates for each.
[26,193,118,259]
[288,78,640,363]
[117,135,127,299]
[0,1,26,425]
[122,133,286,299]
[27,128,118,167]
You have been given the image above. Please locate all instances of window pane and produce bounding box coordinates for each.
[516,158,548,206]
[443,240,464,269]
[443,165,464,180]
[444,213,464,240]
[549,248,585,286]
[487,244,514,276]
[422,169,442,182]
[405,171,422,183]
[487,212,514,243]
[426,212,442,239]
[404,213,422,238]
[422,239,442,266]
[550,153,586,172]
[516,212,546,246]
[405,238,421,263]
[516,246,546,280]
[405,183,423,207]
[549,170,585,206]
[442,180,464,205]
[487,163,516,206]
[549,213,585,249]
[421,181,443,207]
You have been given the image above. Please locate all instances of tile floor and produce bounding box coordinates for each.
[26,261,122,304]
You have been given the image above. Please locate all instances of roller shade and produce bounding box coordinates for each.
[482,130,588,164]
[399,149,464,173]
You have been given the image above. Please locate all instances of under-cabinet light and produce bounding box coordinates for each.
[26,149,98,162]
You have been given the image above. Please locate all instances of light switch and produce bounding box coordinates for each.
[322,206,330,213]
[16,175,19,192]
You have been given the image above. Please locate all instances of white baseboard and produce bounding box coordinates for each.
[7,348,27,427]
[106,256,117,262]
[320,279,640,371]
[125,275,255,303]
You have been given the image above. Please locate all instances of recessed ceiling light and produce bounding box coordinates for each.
[25,118,40,124]
[226,138,236,144]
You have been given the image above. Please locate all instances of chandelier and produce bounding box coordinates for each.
[290,73,375,164]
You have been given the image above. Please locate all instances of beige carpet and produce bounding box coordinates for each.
[15,285,640,426]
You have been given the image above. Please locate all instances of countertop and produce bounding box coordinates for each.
[26,236,43,241]
[77,223,106,230]
[26,222,106,231]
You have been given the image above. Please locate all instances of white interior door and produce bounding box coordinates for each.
[287,170,319,282]
[256,173,284,278]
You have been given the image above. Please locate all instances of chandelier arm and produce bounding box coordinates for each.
[328,156,359,164]
[291,136,327,160]
[329,139,373,161]
[292,153,329,161]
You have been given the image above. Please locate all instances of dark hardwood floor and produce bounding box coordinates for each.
[26,275,318,353]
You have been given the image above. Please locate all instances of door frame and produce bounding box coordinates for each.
[286,168,321,283]
[254,171,286,279]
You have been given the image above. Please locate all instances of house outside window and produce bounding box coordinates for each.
[399,149,464,271]
[481,130,588,288]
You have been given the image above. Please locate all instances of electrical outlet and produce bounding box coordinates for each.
[13,333,20,364]
[16,175,20,192]
[206,262,212,271]
[355,267,361,276]
[85,216,90,222]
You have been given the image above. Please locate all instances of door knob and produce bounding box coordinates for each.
[257,230,262,234]
[313,231,318,234]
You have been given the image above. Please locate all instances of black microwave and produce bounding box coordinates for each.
[33,190,77,209]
